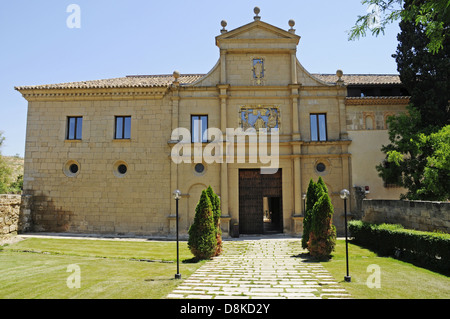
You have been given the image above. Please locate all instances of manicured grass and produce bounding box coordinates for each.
[0,237,205,299]
[1,237,449,299]
[4,237,195,262]
[316,240,450,299]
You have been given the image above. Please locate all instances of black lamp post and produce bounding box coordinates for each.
[173,189,182,280]
[302,193,306,215]
[340,189,351,282]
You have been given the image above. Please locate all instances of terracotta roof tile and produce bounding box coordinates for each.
[312,74,402,85]
[15,74,205,90]
[15,73,402,90]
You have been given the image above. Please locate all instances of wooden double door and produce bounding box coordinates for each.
[238,169,282,234]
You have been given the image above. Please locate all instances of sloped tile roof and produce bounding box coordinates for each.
[15,74,205,90]
[15,73,402,90]
[312,74,402,85]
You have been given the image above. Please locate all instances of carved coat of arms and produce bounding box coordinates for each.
[240,106,280,132]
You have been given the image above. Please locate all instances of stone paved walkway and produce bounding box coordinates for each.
[167,237,351,299]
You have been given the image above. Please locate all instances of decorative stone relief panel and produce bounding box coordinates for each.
[251,57,266,86]
[239,105,280,132]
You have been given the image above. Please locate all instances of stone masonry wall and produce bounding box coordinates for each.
[0,194,33,236]
[0,195,21,236]
[362,199,450,233]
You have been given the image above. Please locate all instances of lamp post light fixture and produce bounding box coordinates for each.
[173,189,182,280]
[340,188,351,282]
[302,193,306,215]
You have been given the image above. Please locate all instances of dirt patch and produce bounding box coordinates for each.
[0,235,25,246]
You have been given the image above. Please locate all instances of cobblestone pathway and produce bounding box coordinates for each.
[167,238,351,299]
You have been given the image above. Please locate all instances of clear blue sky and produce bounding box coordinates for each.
[0,0,400,157]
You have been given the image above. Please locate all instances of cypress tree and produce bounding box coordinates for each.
[317,176,328,194]
[307,189,337,260]
[188,190,217,260]
[302,179,318,249]
[206,185,222,256]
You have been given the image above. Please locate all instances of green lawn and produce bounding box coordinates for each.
[1,237,449,299]
[318,240,450,299]
[0,237,205,299]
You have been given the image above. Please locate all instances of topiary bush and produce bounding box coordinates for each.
[307,180,336,260]
[188,190,217,260]
[302,179,318,249]
[206,185,222,256]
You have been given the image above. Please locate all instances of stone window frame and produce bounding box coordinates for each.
[114,116,131,140]
[193,162,207,177]
[314,158,332,176]
[310,113,327,142]
[113,160,128,178]
[191,115,209,143]
[66,116,83,140]
[63,160,81,178]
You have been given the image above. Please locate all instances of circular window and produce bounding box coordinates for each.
[195,163,205,173]
[118,164,127,175]
[69,163,79,174]
[63,160,81,177]
[316,162,326,173]
[193,163,206,176]
[113,161,128,178]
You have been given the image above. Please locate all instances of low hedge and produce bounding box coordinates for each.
[348,220,450,275]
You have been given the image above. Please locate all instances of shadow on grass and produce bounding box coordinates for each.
[182,257,206,264]
[291,252,333,263]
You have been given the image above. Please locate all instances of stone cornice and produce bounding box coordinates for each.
[15,87,169,101]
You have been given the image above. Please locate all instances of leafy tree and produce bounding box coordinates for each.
[205,185,222,256]
[188,190,217,260]
[307,185,337,260]
[376,0,450,199]
[0,132,12,194]
[349,0,450,54]
[9,174,23,194]
[0,159,11,194]
[416,126,450,200]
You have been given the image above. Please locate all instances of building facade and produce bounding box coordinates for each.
[16,10,408,237]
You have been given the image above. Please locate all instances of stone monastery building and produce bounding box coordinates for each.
[15,8,408,237]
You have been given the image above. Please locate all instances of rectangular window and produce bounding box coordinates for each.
[67,116,82,140]
[310,114,327,141]
[191,115,208,143]
[115,116,131,139]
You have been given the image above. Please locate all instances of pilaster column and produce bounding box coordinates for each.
[217,84,230,218]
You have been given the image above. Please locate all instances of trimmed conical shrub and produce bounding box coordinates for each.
[307,187,336,260]
[317,176,328,194]
[206,185,222,256]
[302,179,319,249]
[188,190,217,260]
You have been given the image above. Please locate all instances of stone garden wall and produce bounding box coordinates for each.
[0,195,21,236]
[0,194,32,236]
[362,199,450,233]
